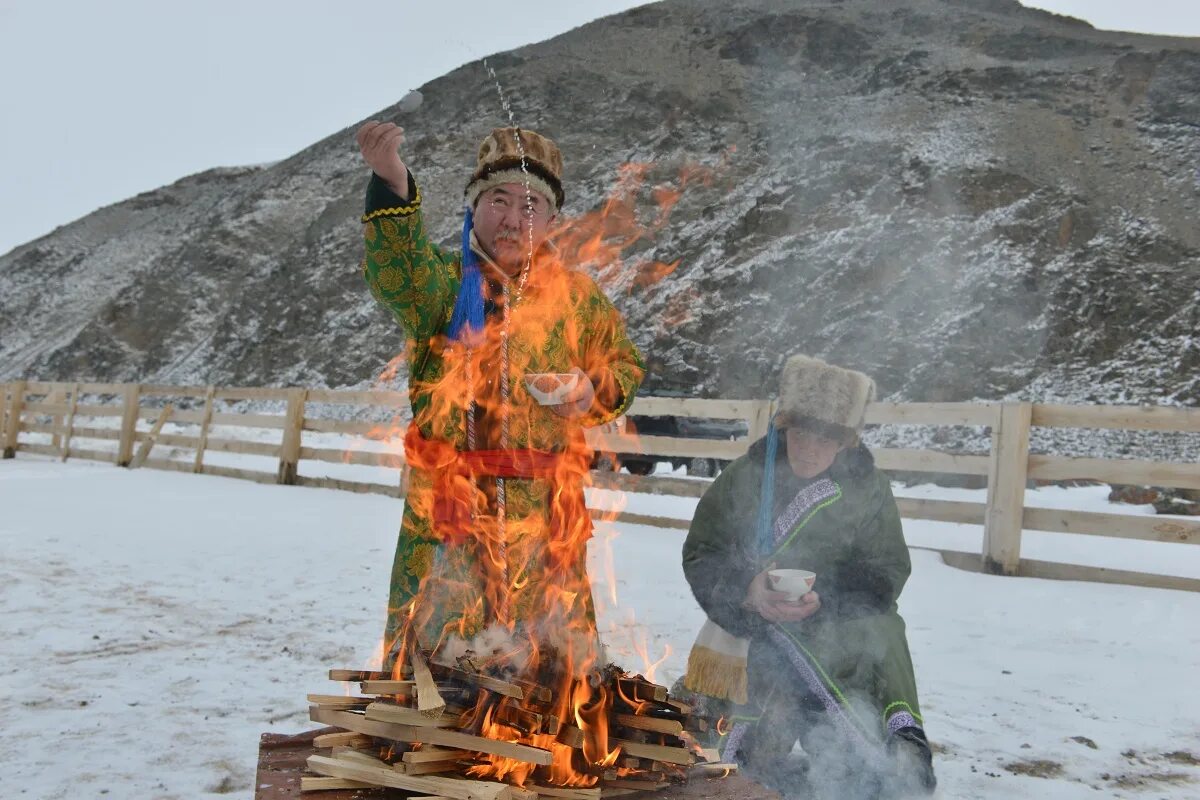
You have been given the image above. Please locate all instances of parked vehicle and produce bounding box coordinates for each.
[592,392,750,477]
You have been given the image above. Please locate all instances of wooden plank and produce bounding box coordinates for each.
[528,786,601,800]
[365,702,457,728]
[894,497,987,525]
[193,385,216,473]
[141,409,205,424]
[46,387,64,447]
[140,457,196,474]
[1016,558,1200,593]
[215,386,292,401]
[63,448,117,464]
[306,694,373,709]
[330,669,392,682]
[305,388,408,406]
[58,426,120,442]
[313,731,374,749]
[303,417,400,436]
[278,387,307,485]
[585,431,748,460]
[609,740,692,766]
[412,652,448,716]
[141,432,201,449]
[1021,507,1200,545]
[590,508,691,531]
[299,775,375,791]
[401,747,471,764]
[1032,403,1200,433]
[626,396,767,421]
[614,714,683,736]
[211,411,287,429]
[139,384,209,398]
[590,471,710,498]
[300,445,405,468]
[24,401,122,418]
[432,666,524,700]
[204,437,282,458]
[8,380,30,457]
[21,401,71,415]
[25,381,66,394]
[306,754,512,800]
[294,474,401,497]
[866,402,997,427]
[983,403,1031,575]
[309,707,554,766]
[360,680,415,695]
[75,381,125,394]
[1027,454,1200,491]
[200,464,278,484]
[872,448,990,476]
[15,442,59,457]
[115,383,141,465]
[132,404,174,468]
[58,383,81,462]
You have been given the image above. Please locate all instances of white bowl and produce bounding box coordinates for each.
[767,569,816,601]
[524,372,580,405]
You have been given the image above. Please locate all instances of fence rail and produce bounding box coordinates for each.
[3,380,1197,592]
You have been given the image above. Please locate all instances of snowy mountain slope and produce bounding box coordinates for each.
[1,0,1197,408]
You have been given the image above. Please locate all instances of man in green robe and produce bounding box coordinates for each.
[355,121,644,674]
[682,355,935,797]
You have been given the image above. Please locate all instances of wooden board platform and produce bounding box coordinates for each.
[254,729,781,800]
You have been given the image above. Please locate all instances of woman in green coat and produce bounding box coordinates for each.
[682,355,935,798]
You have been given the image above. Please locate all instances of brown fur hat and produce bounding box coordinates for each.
[465,127,564,212]
[775,354,876,438]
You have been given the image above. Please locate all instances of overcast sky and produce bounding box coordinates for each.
[0,0,1197,256]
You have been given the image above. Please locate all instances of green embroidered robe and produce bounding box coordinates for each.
[361,173,644,663]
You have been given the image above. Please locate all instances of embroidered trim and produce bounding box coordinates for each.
[886,710,920,736]
[767,626,875,751]
[361,186,423,222]
[770,480,842,556]
[883,700,923,725]
[721,721,751,762]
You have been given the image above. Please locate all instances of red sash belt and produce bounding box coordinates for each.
[403,423,591,545]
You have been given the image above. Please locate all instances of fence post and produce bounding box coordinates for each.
[3,379,27,459]
[116,384,142,467]
[746,399,774,442]
[278,388,307,485]
[983,402,1032,576]
[47,386,64,448]
[193,385,216,473]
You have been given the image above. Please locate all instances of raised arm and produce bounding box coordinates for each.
[356,121,459,360]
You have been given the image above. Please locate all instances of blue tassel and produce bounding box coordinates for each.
[447,204,485,343]
[756,416,779,557]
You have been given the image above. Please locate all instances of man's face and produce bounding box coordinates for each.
[473,183,557,275]
[785,427,845,480]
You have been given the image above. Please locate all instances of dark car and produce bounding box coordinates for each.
[594,392,750,477]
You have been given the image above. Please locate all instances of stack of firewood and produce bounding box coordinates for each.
[301,653,734,799]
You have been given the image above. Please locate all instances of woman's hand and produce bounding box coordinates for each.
[743,566,822,624]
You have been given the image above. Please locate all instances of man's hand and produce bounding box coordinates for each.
[356,121,410,199]
[550,367,596,419]
[744,566,822,624]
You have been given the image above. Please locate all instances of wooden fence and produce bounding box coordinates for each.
[3,380,1198,592]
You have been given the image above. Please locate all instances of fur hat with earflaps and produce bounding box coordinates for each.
[448,127,566,342]
[775,354,876,441]
[464,127,564,213]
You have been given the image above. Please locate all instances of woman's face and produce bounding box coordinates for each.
[785,427,845,479]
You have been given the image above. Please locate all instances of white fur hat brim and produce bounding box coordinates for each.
[777,355,876,432]
[465,168,559,214]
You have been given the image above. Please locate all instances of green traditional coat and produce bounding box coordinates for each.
[682,436,926,765]
[361,173,645,662]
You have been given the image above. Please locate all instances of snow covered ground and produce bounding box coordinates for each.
[2,456,1199,799]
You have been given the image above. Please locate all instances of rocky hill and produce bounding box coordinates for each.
[2,0,1198,410]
